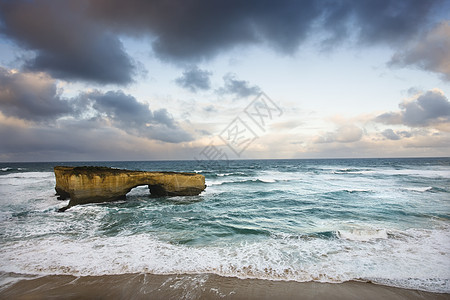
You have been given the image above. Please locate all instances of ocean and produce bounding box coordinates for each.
[0,158,449,295]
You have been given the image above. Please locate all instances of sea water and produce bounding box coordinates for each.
[0,158,449,293]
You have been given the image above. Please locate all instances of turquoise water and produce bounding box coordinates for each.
[0,158,449,292]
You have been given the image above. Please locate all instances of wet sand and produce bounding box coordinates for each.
[0,273,448,300]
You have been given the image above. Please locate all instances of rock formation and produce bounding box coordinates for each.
[54,166,206,211]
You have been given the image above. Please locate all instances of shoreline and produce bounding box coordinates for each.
[1,273,448,300]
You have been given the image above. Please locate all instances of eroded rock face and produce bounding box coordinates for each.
[54,166,206,211]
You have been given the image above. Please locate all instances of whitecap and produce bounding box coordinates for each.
[0,172,54,186]
[0,172,53,179]
[337,229,388,241]
[258,178,276,183]
[402,186,433,192]
[359,169,450,179]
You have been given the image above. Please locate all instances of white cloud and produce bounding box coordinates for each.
[315,124,363,143]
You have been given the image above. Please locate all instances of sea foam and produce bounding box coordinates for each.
[0,223,448,293]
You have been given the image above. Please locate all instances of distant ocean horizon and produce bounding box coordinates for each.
[2,156,450,163]
[1,157,449,293]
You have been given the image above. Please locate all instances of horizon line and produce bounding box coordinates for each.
[1,156,449,164]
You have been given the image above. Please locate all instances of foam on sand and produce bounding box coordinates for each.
[1,273,448,300]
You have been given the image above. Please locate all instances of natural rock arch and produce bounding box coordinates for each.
[55,166,206,211]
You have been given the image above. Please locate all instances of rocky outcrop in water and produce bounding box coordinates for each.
[54,166,206,211]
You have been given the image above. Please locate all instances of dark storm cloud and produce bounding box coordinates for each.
[0,0,135,84]
[87,90,158,127]
[175,66,212,92]
[0,67,72,122]
[0,119,150,161]
[0,118,103,155]
[319,0,438,49]
[0,67,192,143]
[345,0,438,46]
[376,90,450,127]
[83,90,193,143]
[0,0,443,83]
[389,21,450,81]
[217,73,260,98]
[87,0,440,61]
[0,117,203,161]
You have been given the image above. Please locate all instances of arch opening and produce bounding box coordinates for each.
[125,184,169,198]
[125,184,150,198]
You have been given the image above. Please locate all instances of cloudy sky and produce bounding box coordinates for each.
[0,0,449,162]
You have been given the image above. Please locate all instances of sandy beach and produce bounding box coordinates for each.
[1,273,448,300]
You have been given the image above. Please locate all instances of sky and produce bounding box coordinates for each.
[0,0,449,162]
